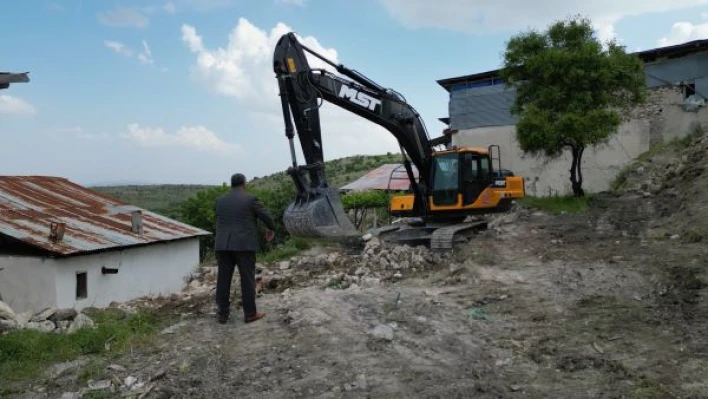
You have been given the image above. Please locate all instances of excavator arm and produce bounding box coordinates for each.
[273,32,433,238]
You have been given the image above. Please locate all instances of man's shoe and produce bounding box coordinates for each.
[217,314,229,324]
[244,312,265,323]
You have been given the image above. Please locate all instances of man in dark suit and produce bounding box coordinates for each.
[214,173,276,324]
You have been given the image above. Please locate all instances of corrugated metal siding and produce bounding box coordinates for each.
[449,84,518,130]
[696,77,708,99]
[449,49,708,130]
[0,176,210,256]
[644,51,708,90]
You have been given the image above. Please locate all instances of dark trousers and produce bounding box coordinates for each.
[215,250,257,317]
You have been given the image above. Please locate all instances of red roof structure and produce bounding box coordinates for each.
[0,176,210,256]
[339,164,418,192]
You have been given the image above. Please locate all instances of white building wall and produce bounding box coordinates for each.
[0,255,57,313]
[54,238,200,310]
[0,238,200,313]
[452,87,708,196]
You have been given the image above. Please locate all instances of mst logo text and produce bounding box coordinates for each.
[338,85,381,111]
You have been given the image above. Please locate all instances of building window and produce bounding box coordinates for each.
[76,272,87,299]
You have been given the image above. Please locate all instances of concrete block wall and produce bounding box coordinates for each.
[451,86,708,196]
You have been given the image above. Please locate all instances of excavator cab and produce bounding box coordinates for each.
[390,145,524,219]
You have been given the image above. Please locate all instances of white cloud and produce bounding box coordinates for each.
[138,40,154,64]
[104,40,133,57]
[0,95,37,116]
[181,25,204,52]
[180,18,400,161]
[105,40,157,67]
[97,7,149,28]
[657,21,708,46]
[377,0,708,43]
[123,123,241,155]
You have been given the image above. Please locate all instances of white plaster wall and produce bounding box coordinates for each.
[0,255,57,313]
[451,87,707,196]
[54,238,200,311]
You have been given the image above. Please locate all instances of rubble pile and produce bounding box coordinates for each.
[621,132,708,196]
[258,237,453,291]
[0,301,95,334]
[612,128,708,242]
[109,236,455,315]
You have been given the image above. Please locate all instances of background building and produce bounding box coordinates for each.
[0,176,209,313]
[437,39,708,196]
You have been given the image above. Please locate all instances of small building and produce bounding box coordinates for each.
[0,176,210,314]
[437,39,708,196]
[339,164,419,193]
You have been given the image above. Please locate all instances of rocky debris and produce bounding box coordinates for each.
[370,324,395,341]
[161,320,190,335]
[612,128,708,241]
[166,236,454,305]
[0,300,15,320]
[0,301,94,335]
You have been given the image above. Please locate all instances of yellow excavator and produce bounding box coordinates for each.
[273,32,525,249]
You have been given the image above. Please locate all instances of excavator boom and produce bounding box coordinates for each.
[273,32,434,238]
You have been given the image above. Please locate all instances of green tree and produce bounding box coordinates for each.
[499,16,647,196]
[179,182,297,261]
[179,184,229,260]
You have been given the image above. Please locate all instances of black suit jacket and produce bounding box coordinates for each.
[214,188,276,252]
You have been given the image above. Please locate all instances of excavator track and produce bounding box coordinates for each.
[429,221,487,251]
[372,220,488,250]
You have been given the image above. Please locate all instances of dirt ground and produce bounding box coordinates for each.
[12,133,708,399]
[16,195,707,399]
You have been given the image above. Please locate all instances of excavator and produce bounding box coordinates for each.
[273,32,525,249]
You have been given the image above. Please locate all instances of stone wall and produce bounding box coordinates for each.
[451,85,708,196]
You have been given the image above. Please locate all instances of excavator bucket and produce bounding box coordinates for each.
[283,187,359,238]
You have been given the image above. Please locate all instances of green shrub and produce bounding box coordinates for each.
[0,309,168,391]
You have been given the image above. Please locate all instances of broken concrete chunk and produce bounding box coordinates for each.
[371,324,394,341]
[161,320,189,335]
[87,379,111,390]
[124,375,138,388]
[0,319,18,332]
[67,313,94,334]
[49,308,78,322]
[30,307,57,322]
[26,320,56,333]
[0,300,16,321]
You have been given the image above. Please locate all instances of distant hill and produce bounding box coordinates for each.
[90,184,215,219]
[91,153,403,219]
[247,153,402,191]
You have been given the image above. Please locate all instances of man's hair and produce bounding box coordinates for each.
[231,173,246,187]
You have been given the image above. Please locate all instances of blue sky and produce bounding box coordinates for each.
[2,0,708,186]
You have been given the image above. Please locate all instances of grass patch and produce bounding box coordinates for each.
[0,308,171,392]
[631,378,668,399]
[520,195,591,214]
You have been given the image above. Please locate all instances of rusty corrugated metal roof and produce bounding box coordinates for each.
[0,176,210,256]
[339,164,418,192]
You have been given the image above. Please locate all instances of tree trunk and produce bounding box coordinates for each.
[569,146,585,197]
